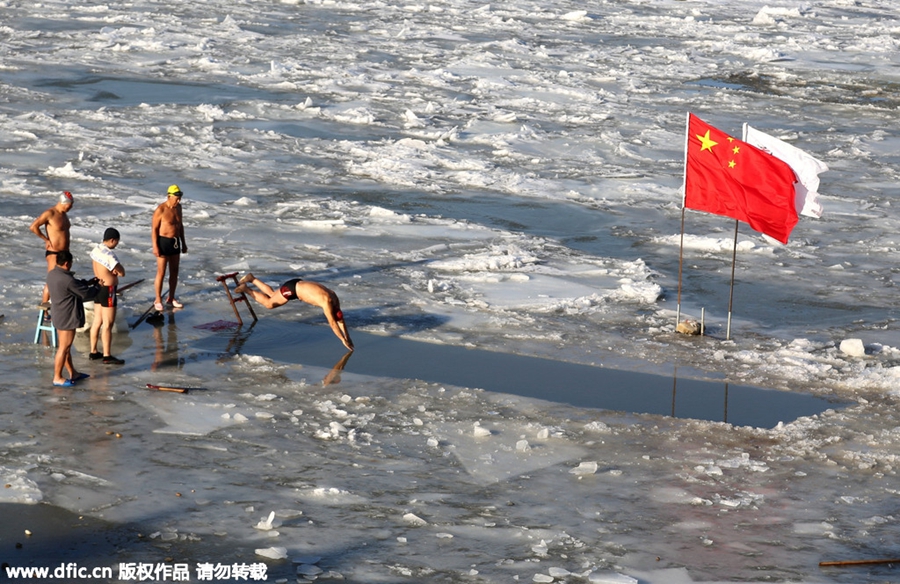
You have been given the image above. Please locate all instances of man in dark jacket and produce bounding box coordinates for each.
[47,251,99,387]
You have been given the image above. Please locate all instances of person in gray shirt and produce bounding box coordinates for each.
[46,250,99,387]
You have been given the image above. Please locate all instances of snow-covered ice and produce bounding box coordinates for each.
[2,0,900,582]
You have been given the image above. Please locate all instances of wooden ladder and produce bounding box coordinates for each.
[216,272,259,326]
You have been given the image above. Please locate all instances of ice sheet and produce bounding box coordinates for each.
[2,0,900,582]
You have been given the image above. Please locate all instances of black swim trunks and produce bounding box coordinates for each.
[45,250,60,258]
[157,236,180,256]
[94,284,118,308]
[279,279,303,300]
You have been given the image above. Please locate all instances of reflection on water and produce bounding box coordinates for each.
[211,320,256,364]
[195,320,845,429]
[671,365,730,423]
[216,321,353,386]
[150,312,183,371]
[322,351,353,387]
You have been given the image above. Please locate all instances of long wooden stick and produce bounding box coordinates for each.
[147,385,186,393]
[145,384,206,394]
[820,558,900,567]
[117,278,146,295]
[130,303,157,329]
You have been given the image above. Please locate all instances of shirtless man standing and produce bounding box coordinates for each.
[89,228,126,365]
[30,191,73,303]
[235,273,354,351]
[151,185,188,311]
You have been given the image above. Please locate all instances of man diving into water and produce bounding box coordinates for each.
[234,273,354,352]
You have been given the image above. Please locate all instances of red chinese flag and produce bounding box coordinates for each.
[684,113,799,244]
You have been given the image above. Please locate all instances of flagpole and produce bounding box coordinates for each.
[724,123,754,341]
[677,207,686,325]
[726,219,738,340]
[677,112,691,326]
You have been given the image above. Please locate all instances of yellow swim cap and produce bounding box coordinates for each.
[167,185,183,197]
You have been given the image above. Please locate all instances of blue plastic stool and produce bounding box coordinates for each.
[34,303,57,347]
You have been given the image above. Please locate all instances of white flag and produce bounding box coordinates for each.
[744,124,828,218]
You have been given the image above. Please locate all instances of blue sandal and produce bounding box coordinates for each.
[53,380,75,387]
[72,372,90,382]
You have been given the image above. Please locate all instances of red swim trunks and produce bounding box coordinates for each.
[95,284,118,308]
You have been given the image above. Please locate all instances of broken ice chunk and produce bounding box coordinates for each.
[531,540,548,556]
[588,572,638,584]
[254,511,281,530]
[296,564,323,577]
[403,513,428,526]
[255,547,288,560]
[570,461,599,475]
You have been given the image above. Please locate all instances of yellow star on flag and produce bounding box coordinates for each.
[696,130,718,152]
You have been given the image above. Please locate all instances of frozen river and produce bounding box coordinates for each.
[2,0,900,582]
